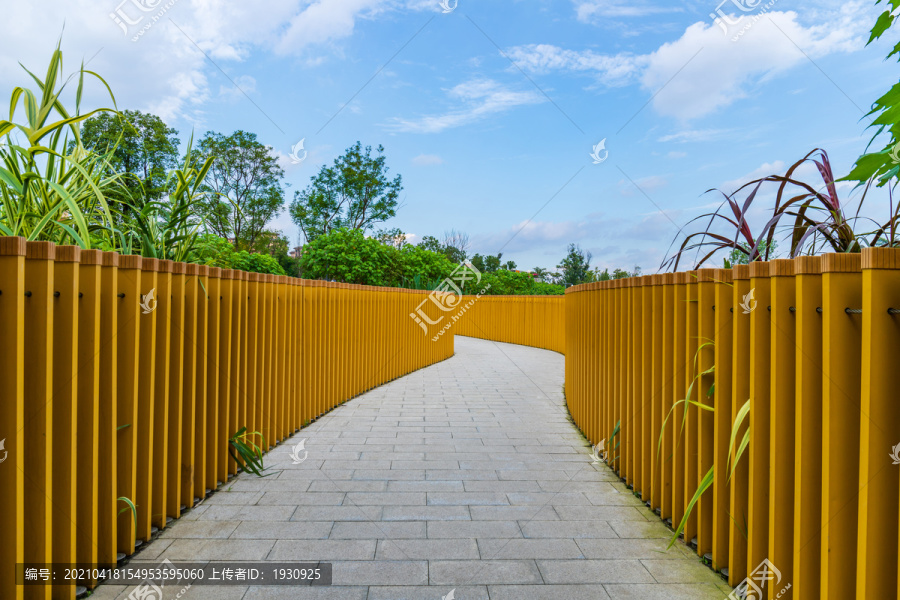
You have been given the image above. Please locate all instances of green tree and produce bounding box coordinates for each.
[532,267,550,282]
[197,130,285,250]
[78,109,180,202]
[557,244,592,287]
[845,1,900,186]
[298,228,400,284]
[290,142,402,242]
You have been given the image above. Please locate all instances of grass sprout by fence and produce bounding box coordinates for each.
[228,427,269,477]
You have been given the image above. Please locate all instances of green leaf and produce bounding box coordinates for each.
[868,10,895,44]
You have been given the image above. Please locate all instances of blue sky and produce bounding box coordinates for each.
[1,0,895,272]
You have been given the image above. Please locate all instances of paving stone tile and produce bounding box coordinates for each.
[382,505,471,521]
[520,520,618,539]
[488,584,611,599]
[267,540,377,560]
[329,521,426,539]
[374,538,480,560]
[429,560,542,585]
[536,559,656,584]
[366,585,488,600]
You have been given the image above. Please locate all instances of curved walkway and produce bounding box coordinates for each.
[93,337,731,600]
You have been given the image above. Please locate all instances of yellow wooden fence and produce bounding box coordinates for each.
[563,251,900,599]
[452,295,565,353]
[0,237,453,600]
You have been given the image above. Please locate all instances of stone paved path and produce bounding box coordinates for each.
[92,337,732,600]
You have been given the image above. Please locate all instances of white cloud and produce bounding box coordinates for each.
[574,0,682,22]
[0,0,434,125]
[412,154,444,165]
[667,151,687,158]
[387,79,544,133]
[658,128,733,143]
[506,44,646,86]
[641,9,864,120]
[721,160,787,194]
[507,5,869,121]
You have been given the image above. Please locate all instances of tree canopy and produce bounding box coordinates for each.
[78,109,180,202]
[290,142,402,242]
[197,130,285,250]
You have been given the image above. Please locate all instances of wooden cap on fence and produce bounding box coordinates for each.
[80,249,102,265]
[172,261,187,274]
[220,269,234,280]
[748,261,770,278]
[157,260,174,273]
[25,241,55,260]
[0,237,26,256]
[197,265,209,277]
[140,258,159,272]
[101,251,119,267]
[733,264,750,280]
[794,256,823,275]
[696,268,717,283]
[208,267,221,278]
[862,247,900,269]
[55,246,81,262]
[770,258,795,277]
[713,268,733,283]
[822,253,861,273]
[185,263,200,276]
[661,273,676,285]
[674,272,689,284]
[119,255,142,270]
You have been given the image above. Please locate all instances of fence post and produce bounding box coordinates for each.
[728,264,751,585]
[640,276,655,503]
[629,278,644,496]
[150,260,172,535]
[696,268,717,559]
[652,274,672,519]
[669,272,687,531]
[820,253,862,599]
[217,270,235,485]
[98,252,119,565]
[22,241,55,600]
[792,255,823,599]
[74,249,102,587]
[135,258,158,544]
[0,237,25,600]
[768,259,797,595]
[50,245,79,599]
[167,262,186,518]
[116,254,142,554]
[181,264,199,511]
[856,248,900,599]
[747,260,772,578]
[711,267,734,573]
[650,275,666,507]
[204,267,221,493]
